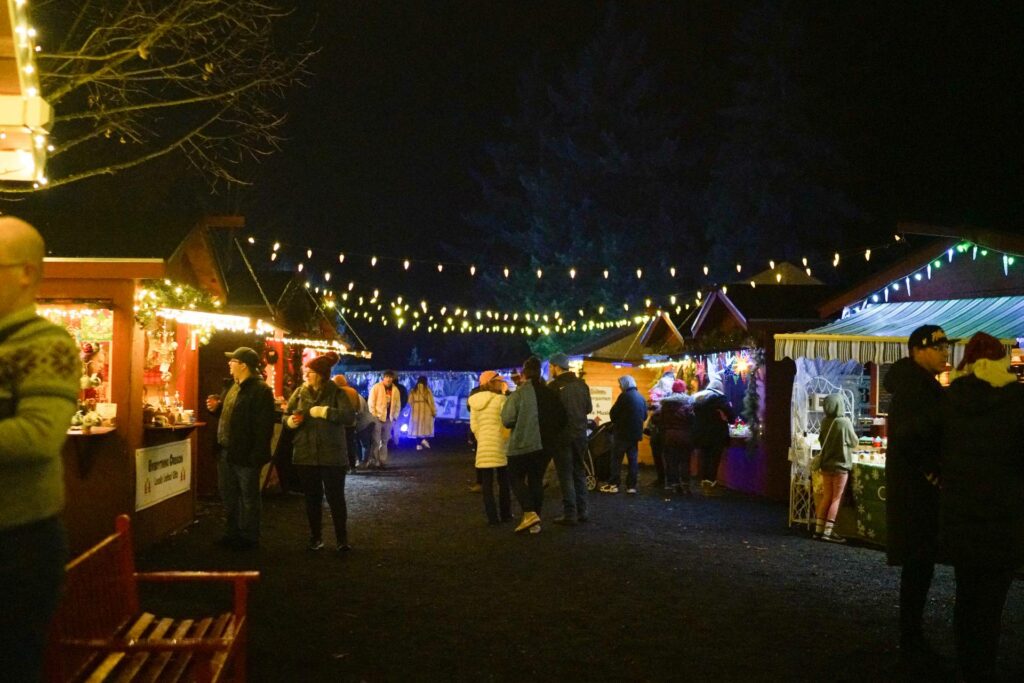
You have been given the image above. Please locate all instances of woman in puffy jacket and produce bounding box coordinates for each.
[941,332,1024,680]
[813,393,858,542]
[469,371,511,525]
[656,380,695,494]
[285,353,355,551]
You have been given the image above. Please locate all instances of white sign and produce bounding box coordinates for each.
[135,439,191,511]
[588,386,614,424]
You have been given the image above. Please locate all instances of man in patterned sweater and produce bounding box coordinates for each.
[0,217,81,681]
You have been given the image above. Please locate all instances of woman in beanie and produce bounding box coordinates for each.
[284,352,355,551]
[941,332,1024,680]
[409,376,437,450]
[655,379,696,494]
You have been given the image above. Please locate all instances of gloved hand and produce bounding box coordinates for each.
[309,406,328,419]
[286,414,302,429]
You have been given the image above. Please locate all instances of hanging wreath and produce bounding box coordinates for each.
[742,348,766,452]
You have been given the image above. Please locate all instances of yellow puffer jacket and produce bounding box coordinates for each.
[469,390,508,468]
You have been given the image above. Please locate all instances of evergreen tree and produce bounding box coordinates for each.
[463,6,699,354]
[703,1,860,280]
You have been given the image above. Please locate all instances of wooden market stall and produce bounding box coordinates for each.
[775,231,1024,542]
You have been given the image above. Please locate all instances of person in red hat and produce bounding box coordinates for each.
[284,352,355,551]
[941,332,1024,680]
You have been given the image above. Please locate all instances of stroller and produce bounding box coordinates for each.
[585,420,614,490]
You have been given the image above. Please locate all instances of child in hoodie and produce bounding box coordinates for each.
[469,372,511,525]
[814,393,858,542]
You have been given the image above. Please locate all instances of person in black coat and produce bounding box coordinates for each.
[692,378,734,496]
[601,374,647,494]
[883,324,949,660]
[206,347,277,550]
[941,332,1024,681]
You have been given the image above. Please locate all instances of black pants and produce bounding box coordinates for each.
[697,443,725,482]
[477,466,511,523]
[953,564,1014,680]
[899,559,935,647]
[508,450,549,516]
[345,427,359,469]
[0,516,68,683]
[296,465,348,546]
[650,429,665,485]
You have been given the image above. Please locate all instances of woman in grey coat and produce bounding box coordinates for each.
[285,352,355,551]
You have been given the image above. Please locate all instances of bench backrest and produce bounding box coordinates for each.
[46,514,139,680]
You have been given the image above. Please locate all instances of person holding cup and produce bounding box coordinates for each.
[284,352,355,552]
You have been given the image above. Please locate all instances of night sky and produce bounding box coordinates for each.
[11,1,1024,366]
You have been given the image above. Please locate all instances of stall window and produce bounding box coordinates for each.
[39,304,114,406]
[143,316,179,407]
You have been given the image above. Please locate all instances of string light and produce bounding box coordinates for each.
[470,265,476,276]
[371,256,378,267]
[339,253,345,263]
[636,268,643,279]
[670,266,676,277]
[703,265,709,276]
[403,259,410,270]
[569,267,576,279]
[437,263,444,272]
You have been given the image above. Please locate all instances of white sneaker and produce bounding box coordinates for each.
[515,512,541,533]
[626,488,637,494]
[416,445,422,451]
[421,439,431,449]
[529,524,542,534]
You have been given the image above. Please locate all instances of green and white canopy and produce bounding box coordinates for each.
[775,296,1024,365]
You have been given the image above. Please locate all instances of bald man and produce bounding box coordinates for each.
[0,217,81,681]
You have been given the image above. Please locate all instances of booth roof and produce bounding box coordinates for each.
[774,296,1024,365]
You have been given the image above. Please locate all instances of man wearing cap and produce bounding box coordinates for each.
[882,324,949,663]
[206,347,276,549]
[548,353,593,524]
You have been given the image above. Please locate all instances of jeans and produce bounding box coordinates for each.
[345,427,358,470]
[508,450,550,515]
[0,516,68,683]
[953,564,1014,680]
[218,452,262,543]
[296,465,348,546]
[663,441,693,487]
[355,424,374,465]
[477,466,511,523]
[607,438,639,489]
[553,436,589,518]
[370,419,392,465]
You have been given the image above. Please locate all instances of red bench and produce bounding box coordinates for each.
[45,515,259,682]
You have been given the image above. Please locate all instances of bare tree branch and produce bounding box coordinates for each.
[2,0,314,196]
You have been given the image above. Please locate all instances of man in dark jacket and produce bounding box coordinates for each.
[548,353,593,524]
[601,375,647,494]
[883,324,949,660]
[692,378,734,496]
[206,347,276,550]
[940,332,1024,680]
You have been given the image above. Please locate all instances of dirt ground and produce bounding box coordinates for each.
[137,432,1024,682]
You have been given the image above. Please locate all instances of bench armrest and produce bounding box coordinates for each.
[135,571,260,583]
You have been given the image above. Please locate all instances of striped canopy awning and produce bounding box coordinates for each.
[775,296,1024,365]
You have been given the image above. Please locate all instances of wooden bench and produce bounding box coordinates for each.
[45,514,259,682]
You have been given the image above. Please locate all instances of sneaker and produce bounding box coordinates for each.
[307,538,325,551]
[599,484,619,494]
[552,515,578,526]
[421,439,431,449]
[529,524,542,534]
[820,532,847,544]
[416,444,423,451]
[515,512,541,533]
[626,488,638,494]
[701,480,725,497]
[336,543,352,552]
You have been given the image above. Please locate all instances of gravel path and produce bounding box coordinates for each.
[138,434,1024,681]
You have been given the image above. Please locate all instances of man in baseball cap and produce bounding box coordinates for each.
[884,323,950,663]
[224,346,260,371]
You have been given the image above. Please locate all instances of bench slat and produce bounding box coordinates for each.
[84,613,156,683]
[113,618,174,683]
[155,617,213,683]
[136,620,193,683]
[204,615,236,683]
